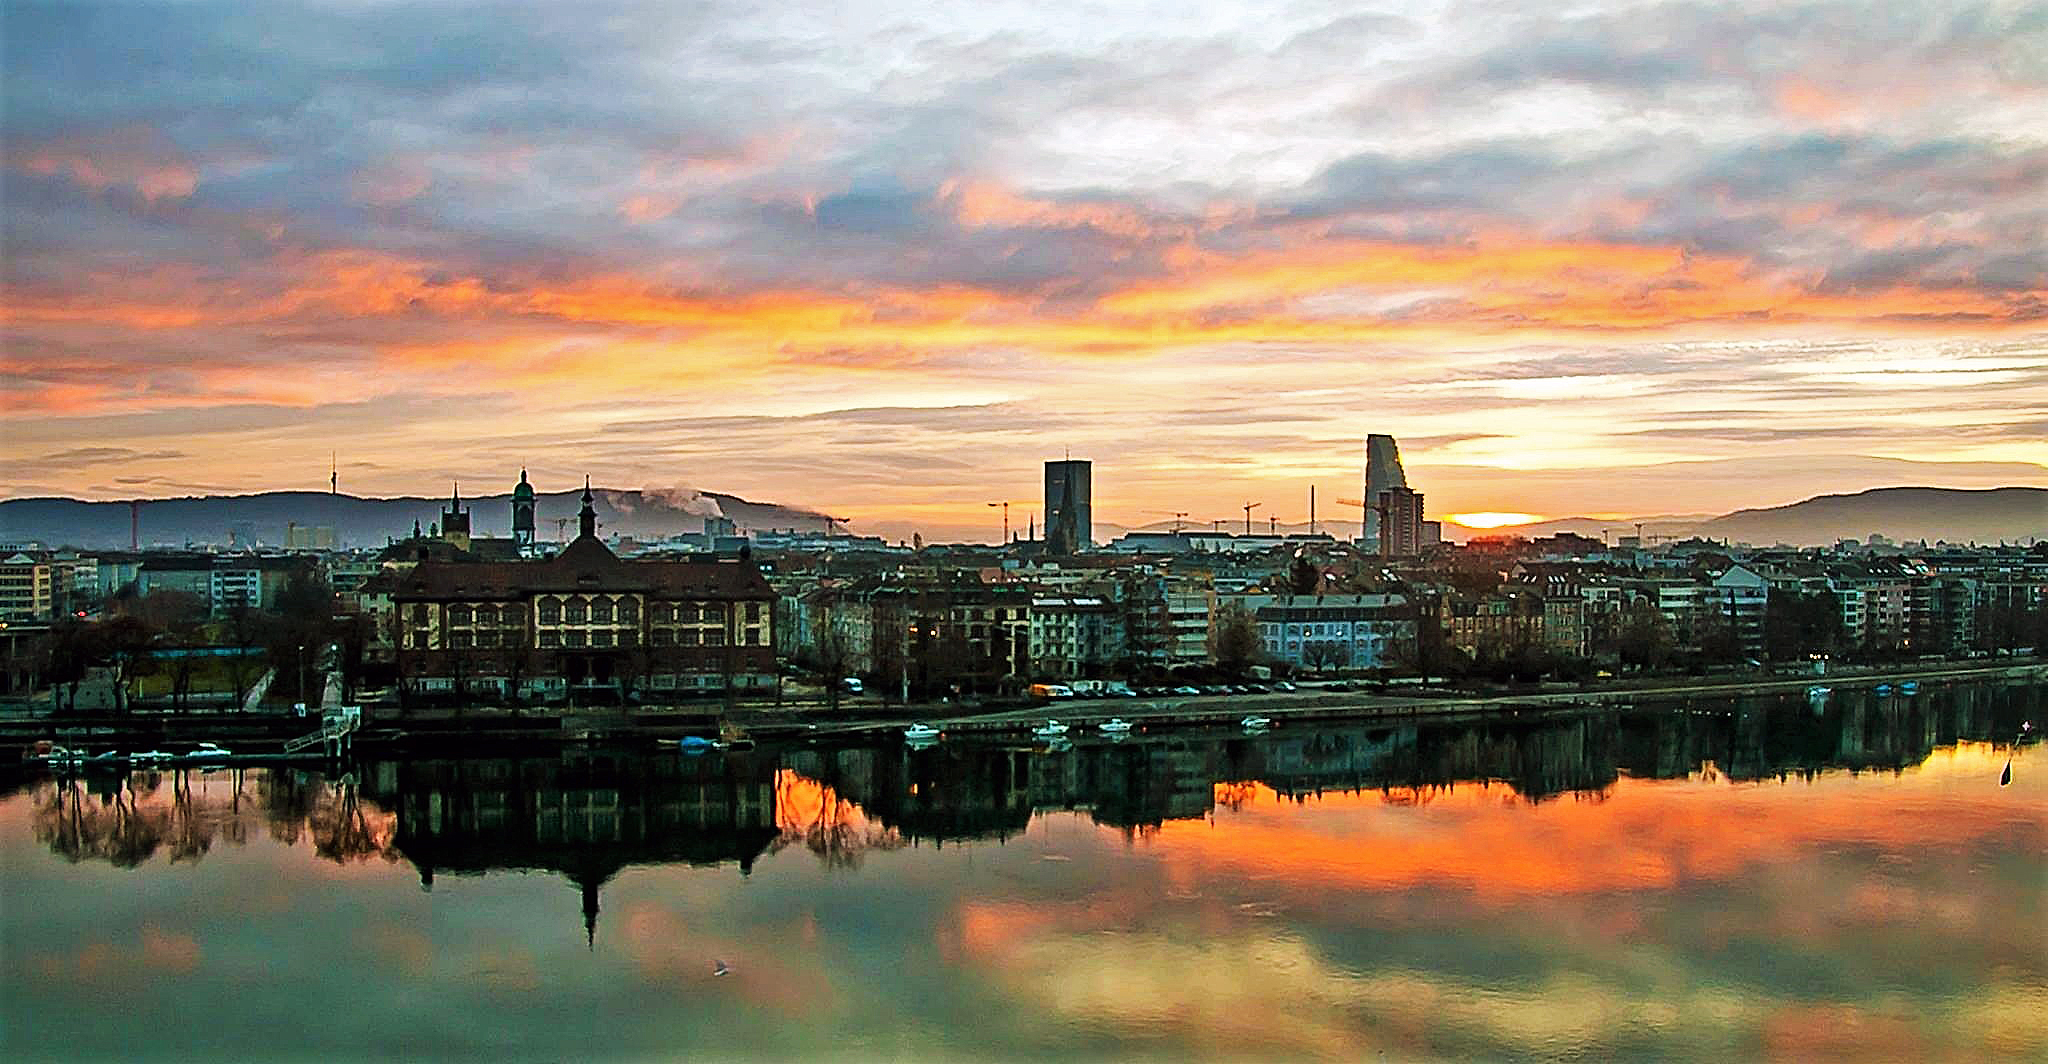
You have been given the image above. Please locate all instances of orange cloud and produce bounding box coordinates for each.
[14,127,199,202]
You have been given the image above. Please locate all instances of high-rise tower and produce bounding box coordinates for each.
[1361,435,1408,549]
[511,469,536,552]
[1044,459,1093,554]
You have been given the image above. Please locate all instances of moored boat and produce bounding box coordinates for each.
[904,723,942,743]
[1240,714,1273,731]
[1032,720,1070,741]
[1097,718,1134,736]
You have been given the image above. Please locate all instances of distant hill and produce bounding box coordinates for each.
[0,488,831,550]
[1106,487,2042,547]
[1698,486,2045,546]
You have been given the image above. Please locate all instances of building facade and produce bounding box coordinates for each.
[389,486,778,701]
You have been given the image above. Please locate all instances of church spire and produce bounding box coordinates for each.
[578,475,597,539]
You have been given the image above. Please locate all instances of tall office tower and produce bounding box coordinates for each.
[1375,487,1425,558]
[1361,434,1408,548]
[1044,459,1093,554]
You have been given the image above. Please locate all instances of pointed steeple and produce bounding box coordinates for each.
[578,476,597,540]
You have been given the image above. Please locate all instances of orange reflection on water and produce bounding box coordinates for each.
[944,743,2045,1060]
[1151,743,2044,901]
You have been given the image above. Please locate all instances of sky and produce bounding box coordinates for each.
[3,0,2044,542]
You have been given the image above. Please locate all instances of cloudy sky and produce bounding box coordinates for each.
[4,0,2043,540]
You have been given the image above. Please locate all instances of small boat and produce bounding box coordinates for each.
[1875,683,1894,696]
[1807,685,1831,700]
[1240,715,1274,731]
[1899,681,1919,695]
[130,750,174,764]
[1097,718,1134,736]
[903,723,942,743]
[1032,720,1070,741]
[191,742,232,759]
[674,736,719,754]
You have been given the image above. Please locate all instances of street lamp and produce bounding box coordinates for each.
[987,501,1009,544]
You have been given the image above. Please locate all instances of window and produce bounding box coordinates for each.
[565,601,586,623]
[617,630,637,647]
[745,628,760,645]
[591,630,613,648]
[477,631,499,648]
[676,604,699,623]
[539,631,560,648]
[747,602,762,622]
[564,630,586,648]
[617,599,639,623]
[538,599,561,624]
[411,604,429,625]
[450,631,473,649]
[591,599,613,623]
[653,628,675,646]
[450,605,472,625]
[705,630,725,647]
[680,630,700,647]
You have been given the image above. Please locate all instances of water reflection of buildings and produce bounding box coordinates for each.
[360,751,779,944]
[793,682,2042,845]
[19,679,2039,897]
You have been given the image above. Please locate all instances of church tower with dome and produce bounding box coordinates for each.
[511,469,537,554]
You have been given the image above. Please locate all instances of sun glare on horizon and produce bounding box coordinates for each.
[1446,512,1546,529]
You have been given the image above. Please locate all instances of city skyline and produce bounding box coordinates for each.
[5,1,2045,542]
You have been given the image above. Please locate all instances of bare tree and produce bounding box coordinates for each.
[1207,602,1263,676]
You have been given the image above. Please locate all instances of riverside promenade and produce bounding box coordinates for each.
[6,658,2040,758]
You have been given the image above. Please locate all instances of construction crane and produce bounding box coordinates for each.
[1142,509,1191,533]
[1242,501,1261,535]
[985,500,1032,543]
[823,515,852,537]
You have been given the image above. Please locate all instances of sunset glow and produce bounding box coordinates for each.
[2,1,2043,538]
[1445,512,1547,530]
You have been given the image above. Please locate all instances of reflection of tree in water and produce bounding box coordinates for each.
[1378,783,1456,807]
[1214,781,1259,812]
[770,771,906,869]
[29,769,396,869]
[309,785,396,865]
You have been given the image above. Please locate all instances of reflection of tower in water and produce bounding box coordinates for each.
[363,751,780,945]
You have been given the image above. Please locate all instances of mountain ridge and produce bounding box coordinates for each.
[0,488,832,550]
[2,484,2038,550]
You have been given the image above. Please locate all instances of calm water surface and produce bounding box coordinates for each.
[4,681,2043,1062]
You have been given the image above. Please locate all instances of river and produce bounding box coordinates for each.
[3,678,2042,1061]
